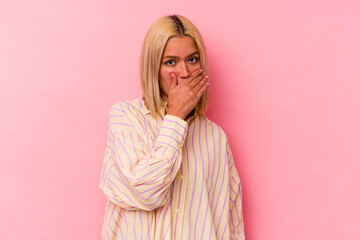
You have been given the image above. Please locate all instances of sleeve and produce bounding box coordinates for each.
[98,103,188,211]
[227,140,246,240]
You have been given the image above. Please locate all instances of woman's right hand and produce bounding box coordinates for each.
[166,69,209,120]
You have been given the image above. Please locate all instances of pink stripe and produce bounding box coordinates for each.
[109,177,169,213]
[134,163,149,173]
[158,133,180,145]
[156,141,180,154]
[161,126,185,141]
[112,122,133,127]
[160,203,171,240]
[229,161,235,173]
[214,144,228,223]
[161,146,167,157]
[99,152,111,187]
[109,114,125,118]
[133,211,137,240]
[109,172,168,205]
[137,160,169,183]
[138,133,146,155]
[108,204,118,237]
[114,129,133,169]
[211,126,222,211]
[200,202,209,239]
[107,131,123,168]
[104,190,120,203]
[220,213,229,240]
[230,210,236,237]
[232,176,242,199]
[155,201,165,225]
[130,131,140,161]
[137,162,171,186]
[138,211,143,240]
[110,107,125,113]
[147,211,150,240]
[105,200,112,222]
[230,181,238,196]
[188,120,198,239]
[121,130,133,170]
[101,161,115,190]
[162,118,186,130]
[162,222,171,240]
[121,103,151,147]
[208,121,216,198]
[234,195,245,240]
[194,117,205,237]
[173,163,184,239]
[123,211,129,229]
[147,114,156,142]
[112,211,123,239]
[107,177,141,209]
[205,118,211,184]
[138,104,152,146]
[215,169,229,237]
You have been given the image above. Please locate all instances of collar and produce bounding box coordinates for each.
[140,97,151,115]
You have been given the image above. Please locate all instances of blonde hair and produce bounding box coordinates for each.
[140,15,209,118]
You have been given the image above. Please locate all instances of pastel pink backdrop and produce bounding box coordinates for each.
[1,0,359,239]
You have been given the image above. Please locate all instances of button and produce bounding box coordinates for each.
[180,175,184,179]
[174,209,179,213]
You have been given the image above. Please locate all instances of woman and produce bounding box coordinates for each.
[99,15,245,239]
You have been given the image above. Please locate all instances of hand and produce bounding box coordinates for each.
[166,69,209,120]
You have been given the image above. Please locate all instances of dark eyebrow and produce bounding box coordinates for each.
[163,51,200,60]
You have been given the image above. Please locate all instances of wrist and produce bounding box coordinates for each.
[166,109,186,120]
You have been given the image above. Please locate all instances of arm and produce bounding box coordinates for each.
[227,141,246,239]
[98,103,188,211]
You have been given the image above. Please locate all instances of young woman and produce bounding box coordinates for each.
[99,15,245,240]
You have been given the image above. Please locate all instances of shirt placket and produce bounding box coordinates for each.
[172,147,188,240]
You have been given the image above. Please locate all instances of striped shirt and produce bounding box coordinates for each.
[98,97,245,240]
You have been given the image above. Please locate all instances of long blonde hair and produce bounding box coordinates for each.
[140,15,209,118]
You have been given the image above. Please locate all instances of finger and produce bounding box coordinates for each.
[196,81,209,98]
[188,72,206,89]
[169,72,178,89]
[193,74,208,93]
[182,68,203,85]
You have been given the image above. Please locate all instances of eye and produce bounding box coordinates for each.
[165,60,175,66]
[188,57,199,64]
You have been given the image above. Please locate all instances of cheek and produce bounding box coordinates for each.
[159,67,172,92]
[160,68,172,81]
[190,64,200,72]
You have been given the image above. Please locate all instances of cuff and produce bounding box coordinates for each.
[156,115,188,150]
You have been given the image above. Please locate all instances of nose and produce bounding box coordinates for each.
[178,62,190,79]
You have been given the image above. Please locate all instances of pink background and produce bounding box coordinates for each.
[1,0,359,239]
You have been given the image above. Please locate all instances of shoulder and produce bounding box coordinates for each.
[108,97,144,116]
[109,97,143,112]
[107,97,145,125]
[199,114,227,136]
[197,114,228,141]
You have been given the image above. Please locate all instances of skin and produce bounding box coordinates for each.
[159,36,209,120]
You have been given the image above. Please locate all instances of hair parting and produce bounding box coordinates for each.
[170,15,185,35]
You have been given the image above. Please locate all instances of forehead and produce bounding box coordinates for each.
[163,36,198,56]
